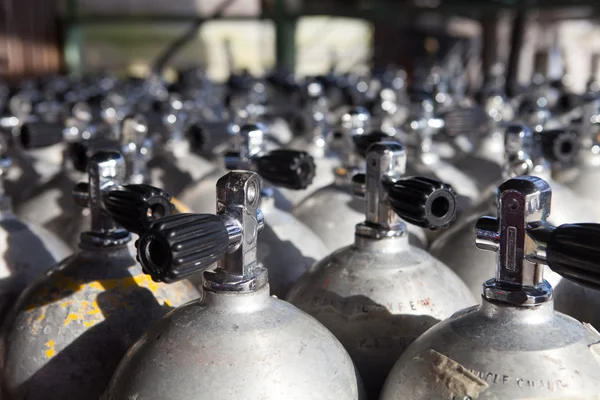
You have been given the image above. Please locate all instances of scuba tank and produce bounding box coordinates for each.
[0,139,71,320]
[277,79,340,210]
[380,175,600,400]
[103,170,364,400]
[400,96,481,209]
[430,124,600,327]
[179,123,329,297]
[553,91,600,219]
[1,151,200,400]
[16,114,154,250]
[452,76,514,194]
[287,141,476,398]
[146,93,217,198]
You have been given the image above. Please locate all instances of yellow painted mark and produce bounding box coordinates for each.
[35,311,46,323]
[24,269,197,336]
[171,197,192,214]
[45,340,56,358]
[87,300,101,315]
[64,313,80,326]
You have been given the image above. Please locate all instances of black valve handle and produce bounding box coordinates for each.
[352,131,397,157]
[136,213,230,283]
[255,149,316,190]
[67,139,119,173]
[20,121,65,149]
[547,223,600,291]
[385,176,457,230]
[538,129,579,164]
[104,184,175,234]
[187,121,229,156]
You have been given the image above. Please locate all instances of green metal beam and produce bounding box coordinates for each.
[274,0,297,72]
[64,0,84,77]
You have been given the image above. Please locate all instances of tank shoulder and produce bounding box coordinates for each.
[104,292,362,400]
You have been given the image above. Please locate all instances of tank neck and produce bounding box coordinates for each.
[354,233,409,253]
[480,296,555,323]
[202,282,271,313]
[77,239,132,256]
[78,230,132,249]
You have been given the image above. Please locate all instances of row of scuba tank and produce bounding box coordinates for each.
[0,63,597,400]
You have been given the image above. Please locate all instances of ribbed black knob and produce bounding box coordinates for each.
[386,176,457,230]
[136,213,229,283]
[353,131,397,157]
[256,149,316,190]
[104,184,174,234]
[20,121,65,149]
[547,223,600,291]
[538,129,579,164]
[187,121,229,154]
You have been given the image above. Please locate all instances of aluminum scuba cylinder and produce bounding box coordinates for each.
[452,82,515,194]
[552,92,600,219]
[287,141,476,399]
[16,114,155,251]
[1,151,200,400]
[0,140,71,320]
[278,80,340,210]
[226,74,294,145]
[103,170,364,400]
[380,175,600,400]
[400,96,481,207]
[146,94,217,198]
[179,123,329,297]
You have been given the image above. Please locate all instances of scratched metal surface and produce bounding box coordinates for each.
[103,284,364,400]
[287,237,475,399]
[0,216,72,320]
[380,301,600,399]
[1,244,199,400]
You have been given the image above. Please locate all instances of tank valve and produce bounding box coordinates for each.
[350,141,457,240]
[137,171,266,286]
[72,150,174,246]
[476,175,600,306]
[225,124,317,190]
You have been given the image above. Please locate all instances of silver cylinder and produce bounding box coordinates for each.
[103,283,364,400]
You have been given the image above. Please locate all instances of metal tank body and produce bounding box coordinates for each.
[6,145,65,205]
[104,285,363,400]
[16,171,86,250]
[288,142,475,398]
[287,238,476,398]
[2,244,199,400]
[0,214,72,317]
[149,149,216,200]
[379,301,600,400]
[103,170,364,400]
[381,175,600,400]
[554,149,600,221]
[1,150,201,400]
